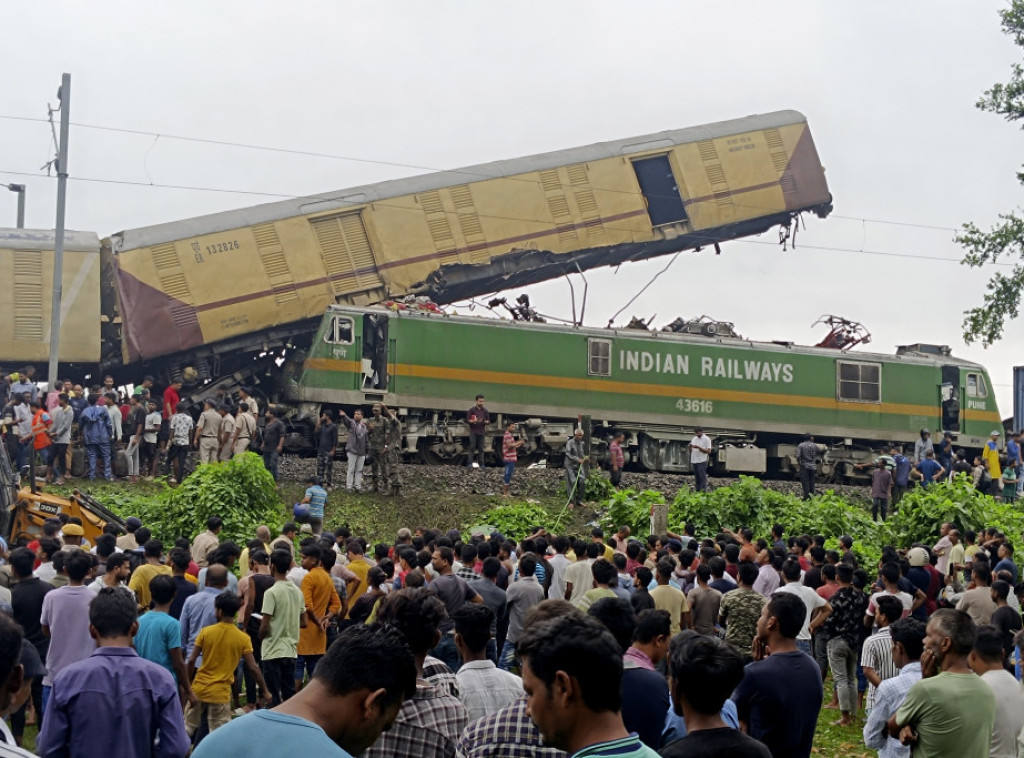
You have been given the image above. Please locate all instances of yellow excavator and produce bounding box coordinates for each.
[0,445,124,546]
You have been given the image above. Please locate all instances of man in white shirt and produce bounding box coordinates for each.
[452,604,523,722]
[969,625,1024,758]
[773,558,831,656]
[546,536,572,601]
[688,427,713,492]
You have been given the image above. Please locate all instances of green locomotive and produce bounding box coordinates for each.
[283,305,1001,479]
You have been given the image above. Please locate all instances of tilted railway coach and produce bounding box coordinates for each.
[0,109,832,399]
[284,305,1002,478]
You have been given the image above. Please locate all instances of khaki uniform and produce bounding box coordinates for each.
[233,412,255,457]
[240,396,258,419]
[218,414,235,461]
[385,415,403,493]
[196,408,222,464]
[366,414,388,491]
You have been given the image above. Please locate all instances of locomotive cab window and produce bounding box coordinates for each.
[589,338,612,377]
[966,373,988,398]
[324,315,354,345]
[836,360,881,403]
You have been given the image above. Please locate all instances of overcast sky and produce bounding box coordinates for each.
[3,2,1023,417]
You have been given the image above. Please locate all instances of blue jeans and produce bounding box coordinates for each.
[503,461,515,485]
[15,439,30,473]
[263,450,280,481]
[42,684,51,716]
[796,639,812,656]
[429,633,461,672]
[498,639,519,672]
[86,442,112,479]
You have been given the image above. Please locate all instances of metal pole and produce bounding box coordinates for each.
[48,74,70,390]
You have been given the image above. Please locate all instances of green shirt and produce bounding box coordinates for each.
[260,579,305,661]
[571,735,659,758]
[895,672,995,758]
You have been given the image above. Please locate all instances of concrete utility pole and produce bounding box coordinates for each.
[48,74,70,389]
[5,184,25,227]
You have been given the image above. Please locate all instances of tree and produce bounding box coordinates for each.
[959,1,1024,346]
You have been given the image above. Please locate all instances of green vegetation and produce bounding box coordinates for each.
[56,453,283,546]
[958,1,1024,344]
[601,475,1023,571]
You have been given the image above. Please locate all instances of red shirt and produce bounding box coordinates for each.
[502,431,517,462]
[817,582,840,601]
[162,387,180,420]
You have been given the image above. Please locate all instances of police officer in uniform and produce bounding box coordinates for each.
[384,406,403,496]
[366,403,388,493]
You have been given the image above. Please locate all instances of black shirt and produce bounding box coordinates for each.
[803,566,823,591]
[622,666,670,749]
[12,577,53,656]
[732,651,823,758]
[660,727,772,758]
[169,575,198,620]
[315,422,338,455]
[263,418,285,451]
[992,605,1023,660]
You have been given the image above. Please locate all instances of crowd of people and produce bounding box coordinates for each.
[1,502,1023,758]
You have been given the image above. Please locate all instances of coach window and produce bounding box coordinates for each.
[836,361,881,403]
[324,315,354,345]
[967,373,988,398]
[589,338,611,377]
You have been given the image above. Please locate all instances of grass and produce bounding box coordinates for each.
[812,676,875,757]
[43,467,593,543]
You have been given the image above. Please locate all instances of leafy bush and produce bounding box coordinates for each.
[463,501,554,541]
[106,453,283,546]
[599,477,888,569]
[601,489,668,538]
[885,476,1024,550]
[584,474,617,502]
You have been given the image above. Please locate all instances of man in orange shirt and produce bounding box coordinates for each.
[295,544,340,693]
[29,399,52,476]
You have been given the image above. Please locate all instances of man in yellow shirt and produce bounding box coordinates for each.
[650,558,691,635]
[128,539,172,611]
[186,591,270,737]
[343,540,372,616]
[296,544,341,692]
[591,527,616,562]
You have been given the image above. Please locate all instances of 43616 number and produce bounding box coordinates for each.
[675,399,713,414]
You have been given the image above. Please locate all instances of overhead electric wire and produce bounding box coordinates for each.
[0,112,985,235]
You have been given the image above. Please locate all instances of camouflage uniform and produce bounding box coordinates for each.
[366,413,388,492]
[384,414,403,495]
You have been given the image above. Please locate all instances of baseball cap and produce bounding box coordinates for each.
[62,523,85,537]
[908,547,929,567]
[992,430,1002,437]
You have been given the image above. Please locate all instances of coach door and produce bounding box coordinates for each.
[362,313,389,393]
[941,365,960,432]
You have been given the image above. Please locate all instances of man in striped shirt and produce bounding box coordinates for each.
[502,421,523,497]
[863,617,925,758]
